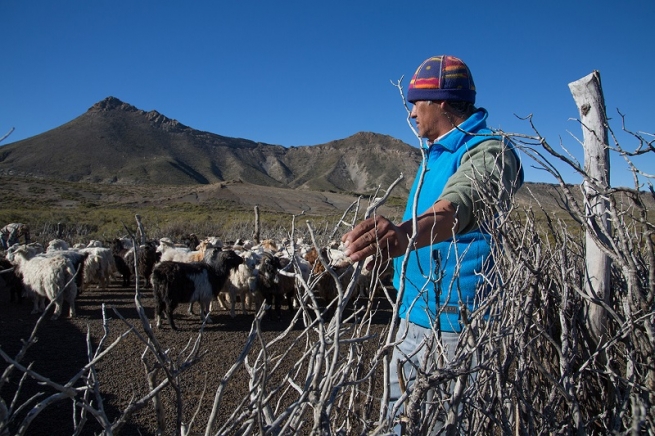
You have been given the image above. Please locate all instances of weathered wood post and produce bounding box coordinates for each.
[568,71,611,344]
[253,205,260,244]
[135,214,146,246]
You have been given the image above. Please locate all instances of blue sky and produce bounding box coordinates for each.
[1,1,653,188]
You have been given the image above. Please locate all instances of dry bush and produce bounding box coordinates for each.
[1,116,653,434]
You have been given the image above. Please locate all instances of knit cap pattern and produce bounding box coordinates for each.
[407,55,476,104]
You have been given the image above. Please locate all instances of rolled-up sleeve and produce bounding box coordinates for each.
[439,139,521,234]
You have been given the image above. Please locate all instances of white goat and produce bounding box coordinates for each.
[217,249,261,317]
[156,237,189,262]
[46,239,70,252]
[79,247,116,290]
[157,237,210,263]
[6,243,44,260]
[202,236,224,249]
[10,247,79,319]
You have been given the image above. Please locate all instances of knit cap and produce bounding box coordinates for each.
[407,55,476,104]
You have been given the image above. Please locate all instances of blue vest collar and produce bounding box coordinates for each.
[429,108,490,153]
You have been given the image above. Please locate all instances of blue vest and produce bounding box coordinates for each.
[393,109,515,332]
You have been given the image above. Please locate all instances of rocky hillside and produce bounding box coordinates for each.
[0,97,422,196]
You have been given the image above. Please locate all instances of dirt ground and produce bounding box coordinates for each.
[0,279,394,435]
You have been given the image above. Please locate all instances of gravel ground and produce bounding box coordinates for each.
[0,280,394,435]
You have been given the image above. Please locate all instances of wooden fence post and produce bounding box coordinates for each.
[253,206,260,244]
[568,71,611,344]
[135,214,146,246]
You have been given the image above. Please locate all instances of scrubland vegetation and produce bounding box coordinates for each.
[0,193,349,249]
[1,89,653,434]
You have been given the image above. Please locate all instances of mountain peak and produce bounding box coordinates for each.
[0,98,421,192]
[145,109,188,131]
[87,97,189,132]
[89,96,138,113]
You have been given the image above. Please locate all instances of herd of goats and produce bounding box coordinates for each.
[0,232,389,330]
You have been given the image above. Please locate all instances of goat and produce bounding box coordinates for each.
[46,239,70,252]
[252,239,278,254]
[255,252,296,320]
[186,239,215,263]
[140,242,161,287]
[229,238,252,251]
[111,238,132,287]
[46,249,88,295]
[150,248,243,330]
[6,242,44,260]
[9,247,79,319]
[11,245,88,296]
[304,245,393,321]
[79,247,115,290]
[302,246,359,318]
[1,256,23,303]
[180,233,201,250]
[117,241,160,289]
[156,237,193,263]
[217,249,261,317]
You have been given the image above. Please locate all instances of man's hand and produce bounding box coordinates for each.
[341,200,459,270]
[341,216,409,267]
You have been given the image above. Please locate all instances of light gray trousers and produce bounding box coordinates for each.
[387,319,467,435]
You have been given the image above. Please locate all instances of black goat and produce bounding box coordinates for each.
[257,252,296,320]
[113,239,160,289]
[133,242,159,288]
[150,248,243,330]
[1,257,24,303]
[111,238,131,287]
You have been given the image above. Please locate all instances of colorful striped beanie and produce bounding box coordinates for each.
[407,55,476,104]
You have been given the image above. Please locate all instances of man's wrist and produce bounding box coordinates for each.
[396,220,414,254]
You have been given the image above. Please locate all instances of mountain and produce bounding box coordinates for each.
[0,97,422,196]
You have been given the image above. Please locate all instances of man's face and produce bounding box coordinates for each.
[410,100,450,142]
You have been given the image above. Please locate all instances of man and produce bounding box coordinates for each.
[1,223,30,249]
[341,55,523,432]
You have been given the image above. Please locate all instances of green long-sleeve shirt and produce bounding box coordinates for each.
[438,138,522,234]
